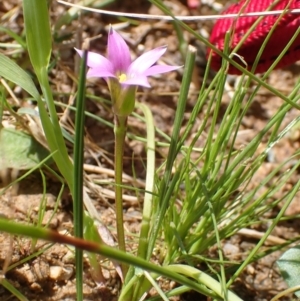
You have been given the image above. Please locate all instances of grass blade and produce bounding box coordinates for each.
[73,48,88,300]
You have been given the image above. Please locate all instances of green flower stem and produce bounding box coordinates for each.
[114,114,128,277]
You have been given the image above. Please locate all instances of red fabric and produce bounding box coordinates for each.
[208,0,300,74]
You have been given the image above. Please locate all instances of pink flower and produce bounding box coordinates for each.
[75,26,181,88]
[76,26,181,117]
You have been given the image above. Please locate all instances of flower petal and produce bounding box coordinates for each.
[87,68,117,79]
[121,76,151,88]
[143,64,182,76]
[75,48,114,74]
[108,27,131,73]
[127,46,167,75]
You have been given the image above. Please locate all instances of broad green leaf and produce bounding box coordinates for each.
[23,0,52,75]
[0,53,40,100]
[22,0,74,192]
[0,127,52,170]
[277,245,300,297]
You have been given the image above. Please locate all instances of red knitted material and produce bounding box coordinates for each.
[208,0,300,74]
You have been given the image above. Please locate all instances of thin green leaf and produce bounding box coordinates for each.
[73,48,87,300]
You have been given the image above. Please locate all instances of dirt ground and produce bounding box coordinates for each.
[1,0,300,300]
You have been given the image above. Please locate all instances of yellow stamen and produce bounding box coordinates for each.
[118,73,127,82]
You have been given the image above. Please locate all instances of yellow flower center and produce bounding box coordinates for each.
[118,73,127,82]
